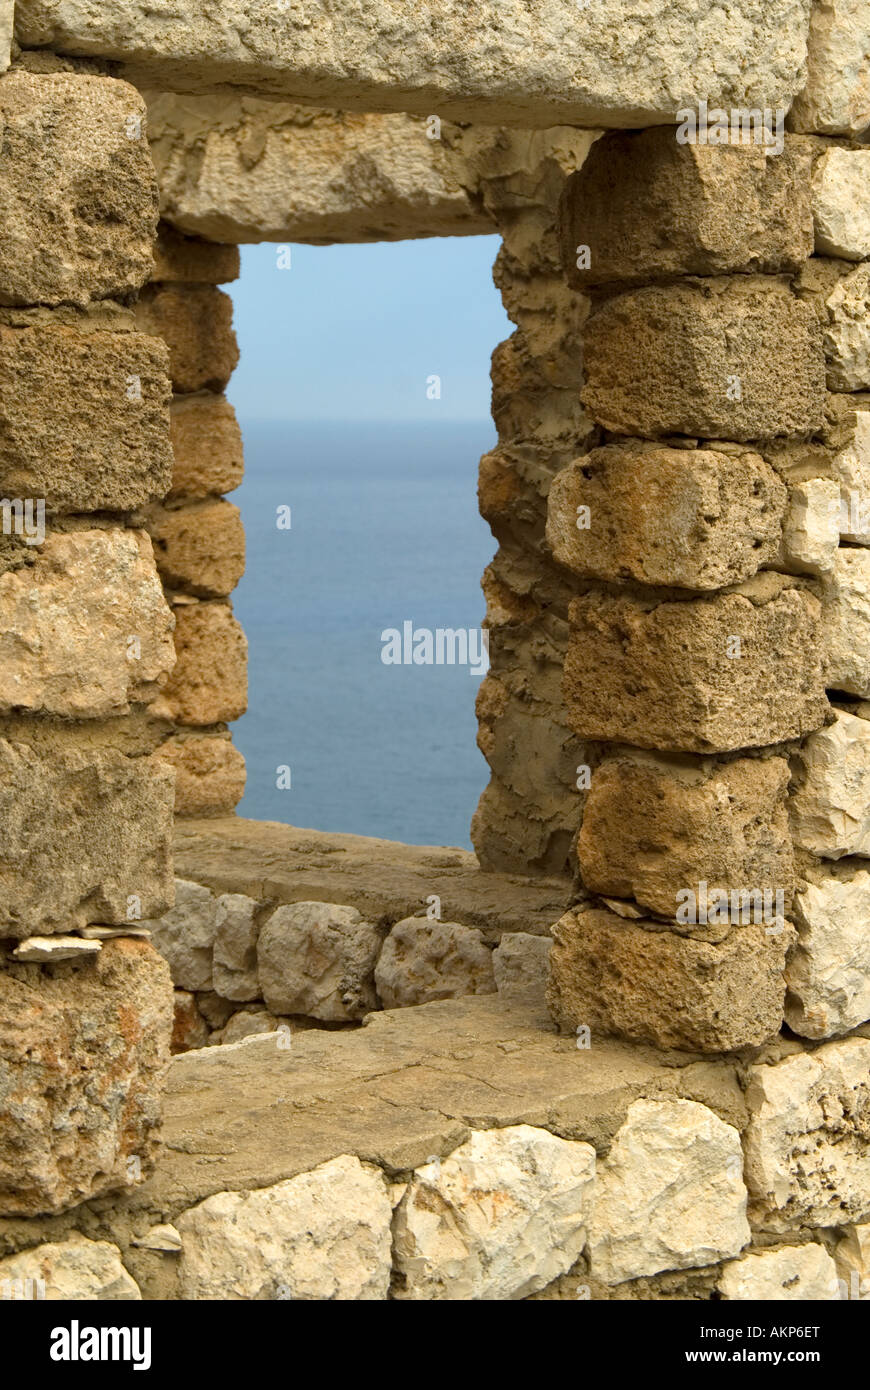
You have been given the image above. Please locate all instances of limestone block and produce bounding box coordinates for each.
[561,130,813,289]
[781,476,840,576]
[12,936,100,963]
[153,733,246,816]
[158,601,247,726]
[148,95,489,244]
[143,878,218,991]
[393,1125,595,1300]
[564,579,827,753]
[167,393,243,502]
[257,901,381,1021]
[812,148,870,260]
[0,1237,141,1300]
[834,1222,870,1297]
[785,862,870,1038]
[821,263,870,390]
[0,939,173,1216]
[212,892,260,1002]
[492,933,551,996]
[588,1099,749,1286]
[577,754,794,919]
[147,498,244,598]
[582,278,825,441]
[374,917,495,1009]
[0,741,174,938]
[171,990,210,1054]
[548,908,791,1053]
[0,3,11,73]
[833,406,870,543]
[176,1156,391,1300]
[718,1245,839,1300]
[14,0,813,129]
[791,0,870,135]
[744,1038,870,1231]
[134,284,238,393]
[0,321,172,512]
[0,529,175,718]
[547,444,785,590]
[490,331,595,459]
[0,72,157,307]
[789,710,870,857]
[217,1009,280,1046]
[152,223,240,283]
[824,548,870,695]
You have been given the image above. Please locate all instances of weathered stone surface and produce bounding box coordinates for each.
[258,901,381,1021]
[14,0,814,129]
[820,263,870,391]
[146,499,244,598]
[547,444,785,589]
[812,148,870,260]
[583,277,825,441]
[0,71,156,308]
[834,1222,870,1296]
[0,1235,141,1299]
[212,892,260,1003]
[148,94,489,244]
[152,222,239,283]
[561,129,813,288]
[791,0,870,135]
[589,1099,749,1286]
[153,733,245,817]
[131,1222,182,1253]
[176,1156,391,1300]
[0,321,172,512]
[216,1008,281,1046]
[564,579,827,753]
[548,907,792,1053]
[393,1125,595,1300]
[492,933,551,997]
[785,862,870,1038]
[374,917,495,1010]
[156,602,247,726]
[744,1039,870,1231]
[0,529,174,718]
[143,879,218,992]
[0,939,172,1216]
[0,741,173,938]
[171,990,210,1055]
[833,405,870,544]
[577,753,794,919]
[789,710,870,857]
[781,476,840,575]
[825,548,870,696]
[12,936,100,963]
[0,4,11,74]
[718,1245,839,1300]
[134,284,238,393]
[167,393,243,502]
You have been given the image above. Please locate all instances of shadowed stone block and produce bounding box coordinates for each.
[151,223,239,283]
[146,498,244,598]
[153,732,245,816]
[168,392,243,501]
[157,601,247,726]
[134,284,238,393]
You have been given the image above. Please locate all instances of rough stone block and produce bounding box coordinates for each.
[153,733,245,816]
[0,938,172,1216]
[393,1126,595,1300]
[171,989,210,1054]
[0,321,172,512]
[0,1236,141,1300]
[157,601,247,726]
[789,709,870,858]
[492,932,551,997]
[0,71,157,307]
[589,1098,749,1285]
[134,284,238,393]
[548,907,792,1053]
[834,1222,870,1296]
[547,444,785,589]
[825,548,870,696]
[744,1039,870,1231]
[812,148,870,260]
[152,222,239,284]
[820,263,870,391]
[212,892,260,1003]
[0,529,175,719]
[374,917,495,1009]
[718,1245,839,1301]
[257,901,381,1021]
[561,129,813,289]
[143,878,218,992]
[785,862,870,1038]
[791,0,870,135]
[0,4,11,74]
[147,498,244,598]
[582,278,825,441]
[833,405,870,544]
[781,476,840,576]
[167,393,243,502]
[577,753,794,918]
[564,579,828,753]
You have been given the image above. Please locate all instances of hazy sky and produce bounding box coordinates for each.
[225,234,510,424]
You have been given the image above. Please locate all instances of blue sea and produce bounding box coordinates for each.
[229,419,497,849]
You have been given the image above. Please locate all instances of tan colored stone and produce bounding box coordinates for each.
[12,936,101,963]
[821,263,870,391]
[0,1235,141,1300]
[492,932,551,997]
[0,321,172,512]
[147,498,244,598]
[583,278,825,441]
[718,1245,839,1300]
[0,71,157,307]
[791,0,870,135]
[374,917,495,1009]
[167,393,243,501]
[547,444,785,589]
[152,222,239,283]
[134,284,238,393]
[171,990,210,1055]
[785,861,870,1038]
[832,405,870,544]
[548,907,792,1053]
[812,148,870,260]
[789,709,870,858]
[258,901,381,1022]
[564,579,827,753]
[781,476,840,576]
[153,733,245,816]
[157,601,247,726]
[212,892,260,1003]
[578,753,794,919]
[0,938,172,1216]
[0,5,11,74]
[825,549,870,696]
[561,130,813,289]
